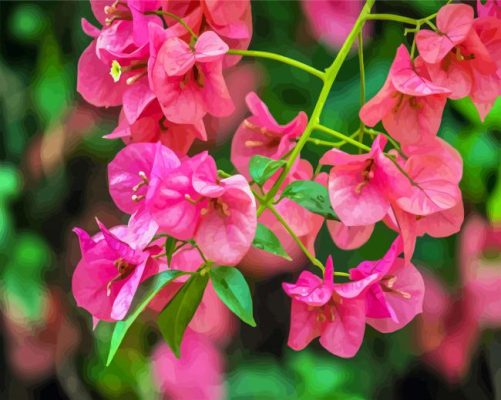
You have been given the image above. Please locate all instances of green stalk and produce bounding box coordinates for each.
[227,49,325,80]
[257,0,376,217]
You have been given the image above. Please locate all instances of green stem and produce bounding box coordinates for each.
[410,22,421,58]
[335,271,350,278]
[306,137,342,148]
[315,124,371,152]
[365,13,421,25]
[257,0,376,217]
[146,10,198,39]
[228,49,325,80]
[357,30,366,151]
[268,204,325,272]
[365,128,401,151]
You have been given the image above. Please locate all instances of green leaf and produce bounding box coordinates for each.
[249,155,285,185]
[107,270,185,366]
[252,222,291,260]
[157,271,209,357]
[164,236,177,266]
[211,267,256,327]
[281,180,337,220]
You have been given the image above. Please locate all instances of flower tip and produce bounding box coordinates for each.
[110,60,122,83]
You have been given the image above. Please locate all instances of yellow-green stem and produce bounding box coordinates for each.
[257,0,376,217]
[227,49,325,80]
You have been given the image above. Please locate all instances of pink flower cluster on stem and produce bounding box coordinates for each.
[71,0,500,369]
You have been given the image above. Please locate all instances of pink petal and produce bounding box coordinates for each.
[390,45,451,96]
[122,79,156,124]
[77,41,126,107]
[327,221,374,250]
[194,31,229,62]
[161,37,196,77]
[81,18,100,38]
[327,166,389,226]
[416,4,474,64]
[396,155,461,216]
[367,258,424,333]
[196,180,256,266]
[111,258,148,320]
[282,271,332,307]
[287,300,323,351]
[319,296,366,358]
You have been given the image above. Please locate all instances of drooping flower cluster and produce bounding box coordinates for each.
[71,0,499,370]
[78,0,252,154]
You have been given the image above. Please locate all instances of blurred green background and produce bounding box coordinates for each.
[0,1,500,399]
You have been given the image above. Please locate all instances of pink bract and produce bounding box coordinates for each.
[151,31,234,125]
[359,45,450,145]
[231,91,307,179]
[283,256,377,358]
[350,237,425,333]
[72,213,162,322]
[108,142,181,215]
[320,135,399,226]
[193,155,257,266]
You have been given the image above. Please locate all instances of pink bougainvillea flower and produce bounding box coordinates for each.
[78,1,161,109]
[301,0,372,50]
[416,4,474,65]
[77,40,129,107]
[231,91,307,178]
[477,0,501,18]
[192,155,257,265]
[146,153,207,240]
[164,0,253,67]
[349,237,425,333]
[360,45,450,145]
[105,101,206,155]
[327,220,374,250]
[239,160,324,278]
[152,330,225,400]
[394,154,462,216]
[107,142,181,215]
[415,4,499,118]
[320,135,401,226]
[151,31,234,125]
[72,213,162,321]
[283,256,377,358]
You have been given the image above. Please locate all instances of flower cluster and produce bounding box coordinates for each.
[72,0,499,366]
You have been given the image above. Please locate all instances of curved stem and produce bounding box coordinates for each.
[315,124,371,152]
[268,204,325,272]
[227,49,325,80]
[146,10,198,39]
[257,0,376,217]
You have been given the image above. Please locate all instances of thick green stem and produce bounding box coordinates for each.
[357,31,366,150]
[257,0,376,217]
[227,49,325,80]
[315,124,371,152]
